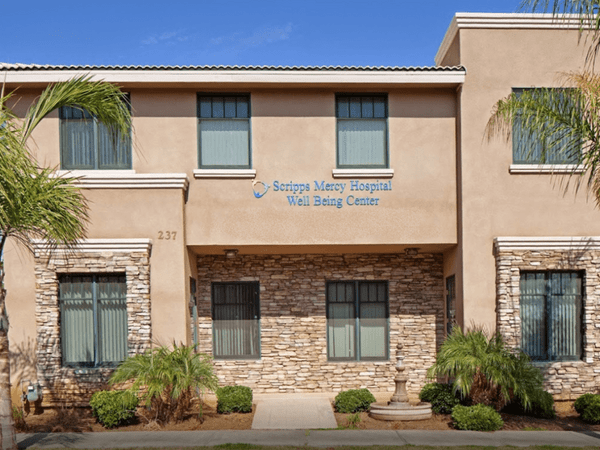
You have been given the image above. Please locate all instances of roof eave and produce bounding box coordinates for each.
[1,68,466,87]
[435,12,590,66]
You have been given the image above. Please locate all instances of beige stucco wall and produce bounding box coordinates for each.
[186,88,458,247]
[450,27,600,330]
[4,188,188,394]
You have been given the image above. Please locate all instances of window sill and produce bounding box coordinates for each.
[332,168,394,178]
[530,360,585,366]
[194,169,256,179]
[57,170,136,176]
[509,164,585,174]
[55,172,189,189]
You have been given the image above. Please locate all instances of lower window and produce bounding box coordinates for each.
[212,282,260,359]
[446,275,456,336]
[326,281,389,361]
[60,274,128,367]
[520,271,583,361]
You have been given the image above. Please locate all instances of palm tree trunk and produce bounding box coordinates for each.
[0,262,17,450]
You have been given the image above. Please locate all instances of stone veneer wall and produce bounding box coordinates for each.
[34,249,152,406]
[197,253,444,395]
[495,246,600,400]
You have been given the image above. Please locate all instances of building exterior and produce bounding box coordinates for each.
[3,13,600,405]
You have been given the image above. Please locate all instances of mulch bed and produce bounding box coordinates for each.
[334,401,600,431]
[16,400,600,433]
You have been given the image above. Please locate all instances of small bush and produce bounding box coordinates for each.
[574,393,598,415]
[334,388,376,413]
[574,393,600,424]
[527,390,556,419]
[12,406,27,431]
[581,398,600,424]
[347,412,361,429]
[89,390,139,428]
[216,386,253,414]
[504,389,555,419]
[451,404,504,431]
[419,383,460,414]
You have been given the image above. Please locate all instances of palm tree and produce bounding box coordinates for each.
[0,77,131,450]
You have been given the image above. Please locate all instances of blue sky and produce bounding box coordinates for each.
[4,0,522,67]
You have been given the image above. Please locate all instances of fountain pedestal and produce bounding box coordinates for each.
[369,341,432,421]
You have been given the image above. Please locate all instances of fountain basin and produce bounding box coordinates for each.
[369,401,432,421]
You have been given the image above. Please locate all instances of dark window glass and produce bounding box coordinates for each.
[197,94,251,169]
[59,98,131,170]
[211,282,260,359]
[326,281,388,361]
[60,274,127,367]
[512,88,581,165]
[446,275,456,336]
[520,271,583,361]
[336,95,388,168]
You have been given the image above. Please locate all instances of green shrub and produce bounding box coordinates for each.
[419,383,460,414]
[504,389,556,419]
[574,393,598,415]
[428,326,545,411]
[451,404,504,431]
[581,397,600,424]
[12,406,27,431]
[574,393,600,423]
[109,343,218,424]
[89,390,139,428]
[334,388,376,413]
[216,386,253,414]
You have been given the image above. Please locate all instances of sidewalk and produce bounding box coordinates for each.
[251,395,337,429]
[16,429,600,449]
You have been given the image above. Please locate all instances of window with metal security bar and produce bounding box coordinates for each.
[326,281,389,361]
[211,282,260,359]
[336,95,388,169]
[446,275,456,336]
[520,271,583,361]
[59,274,128,368]
[512,88,581,165]
[197,95,251,169]
[59,100,131,170]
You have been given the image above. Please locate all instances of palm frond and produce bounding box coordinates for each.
[0,76,132,256]
[20,75,131,145]
[428,326,545,410]
[109,343,218,423]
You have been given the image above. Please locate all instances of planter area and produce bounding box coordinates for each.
[14,400,600,433]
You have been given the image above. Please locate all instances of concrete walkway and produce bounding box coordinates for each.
[16,429,600,448]
[251,394,337,429]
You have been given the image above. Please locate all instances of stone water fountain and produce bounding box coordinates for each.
[369,341,432,421]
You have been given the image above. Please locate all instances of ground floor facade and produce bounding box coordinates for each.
[8,236,600,405]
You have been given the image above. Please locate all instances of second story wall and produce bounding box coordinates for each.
[186,87,458,249]
[12,78,460,250]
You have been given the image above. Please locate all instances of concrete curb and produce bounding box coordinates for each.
[16,429,600,448]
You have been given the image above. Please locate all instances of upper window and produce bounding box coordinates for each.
[336,95,388,168]
[512,88,580,165]
[60,274,128,368]
[198,95,251,169]
[211,282,260,359]
[520,271,583,361]
[59,104,131,170]
[326,281,389,361]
